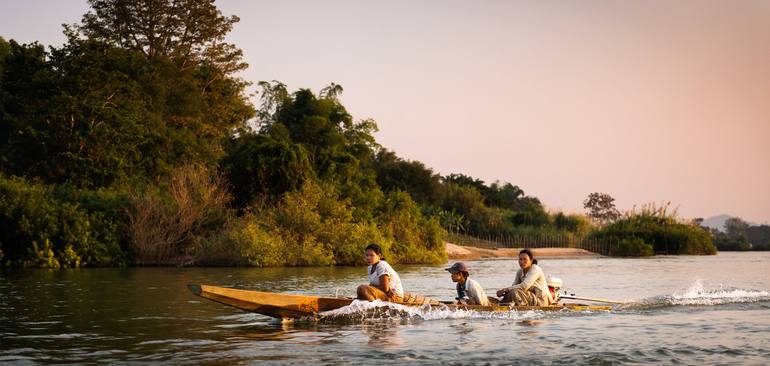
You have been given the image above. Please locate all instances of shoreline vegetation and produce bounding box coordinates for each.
[445,243,599,260]
[6,0,760,269]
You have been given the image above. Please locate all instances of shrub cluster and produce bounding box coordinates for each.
[610,237,654,257]
[590,204,716,256]
[196,182,445,267]
[0,175,127,267]
[126,165,232,265]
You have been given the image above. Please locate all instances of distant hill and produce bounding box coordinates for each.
[701,214,760,231]
[701,215,733,231]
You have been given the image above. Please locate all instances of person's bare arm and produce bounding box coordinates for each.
[378,274,393,297]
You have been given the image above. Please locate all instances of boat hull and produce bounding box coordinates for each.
[188,284,354,319]
[188,284,612,319]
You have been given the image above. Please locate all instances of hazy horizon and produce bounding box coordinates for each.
[3,0,769,224]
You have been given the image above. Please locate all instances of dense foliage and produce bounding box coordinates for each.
[215,83,443,266]
[747,225,770,251]
[0,174,127,267]
[0,37,252,188]
[710,217,770,251]
[209,183,443,267]
[589,203,716,256]
[1,12,445,267]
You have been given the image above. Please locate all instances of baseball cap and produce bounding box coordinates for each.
[445,262,469,274]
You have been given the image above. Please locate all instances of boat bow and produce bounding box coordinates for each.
[188,284,353,318]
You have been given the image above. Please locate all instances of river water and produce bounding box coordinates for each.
[2,252,769,365]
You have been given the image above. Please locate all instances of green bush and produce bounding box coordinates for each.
[377,190,446,264]
[666,224,717,254]
[0,175,127,267]
[508,197,550,227]
[713,231,753,251]
[221,220,291,267]
[754,243,770,251]
[553,212,593,236]
[194,182,445,267]
[205,181,363,267]
[610,237,654,257]
[589,206,716,256]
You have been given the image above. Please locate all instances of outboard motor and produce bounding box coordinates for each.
[547,276,563,303]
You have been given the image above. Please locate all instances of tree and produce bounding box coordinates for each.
[373,148,442,205]
[439,183,488,232]
[509,196,549,227]
[0,38,253,188]
[692,217,704,227]
[1,0,255,188]
[442,174,526,210]
[432,209,465,233]
[0,39,55,177]
[73,0,245,74]
[724,217,749,239]
[746,225,770,250]
[583,192,620,226]
[554,212,592,235]
[443,174,488,196]
[222,125,314,207]
[232,82,383,217]
[487,181,525,209]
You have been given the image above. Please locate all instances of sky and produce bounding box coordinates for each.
[2,0,769,224]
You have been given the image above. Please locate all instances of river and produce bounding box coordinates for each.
[2,252,769,365]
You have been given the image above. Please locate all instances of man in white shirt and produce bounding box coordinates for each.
[446,262,490,306]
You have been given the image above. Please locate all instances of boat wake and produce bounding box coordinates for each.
[620,280,770,310]
[299,280,770,322]
[316,300,596,322]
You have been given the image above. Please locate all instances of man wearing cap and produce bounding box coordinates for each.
[446,262,490,306]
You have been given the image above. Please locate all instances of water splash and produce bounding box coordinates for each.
[318,300,553,321]
[622,280,770,309]
[668,280,770,306]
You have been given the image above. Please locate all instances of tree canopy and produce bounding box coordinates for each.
[224,82,382,217]
[584,192,621,226]
[73,0,245,74]
[1,3,254,189]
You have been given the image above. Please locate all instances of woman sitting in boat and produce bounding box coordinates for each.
[446,262,490,306]
[356,243,404,302]
[495,249,554,306]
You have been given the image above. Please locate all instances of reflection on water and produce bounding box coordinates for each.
[517,320,543,327]
[1,252,770,364]
[361,323,405,348]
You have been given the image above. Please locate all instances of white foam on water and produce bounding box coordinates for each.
[15,333,92,340]
[667,280,770,306]
[318,299,547,321]
[214,313,263,322]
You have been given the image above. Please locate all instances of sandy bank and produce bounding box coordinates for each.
[445,242,600,260]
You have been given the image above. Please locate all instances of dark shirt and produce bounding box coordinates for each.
[456,281,467,301]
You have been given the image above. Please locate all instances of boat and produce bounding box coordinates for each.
[188,284,613,319]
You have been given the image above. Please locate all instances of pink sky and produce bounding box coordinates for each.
[3,1,769,223]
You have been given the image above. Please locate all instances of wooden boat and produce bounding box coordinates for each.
[188,284,612,319]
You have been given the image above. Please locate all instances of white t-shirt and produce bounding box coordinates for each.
[367,260,404,297]
[510,264,554,305]
[461,278,490,306]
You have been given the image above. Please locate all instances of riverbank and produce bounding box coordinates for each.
[445,242,600,260]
